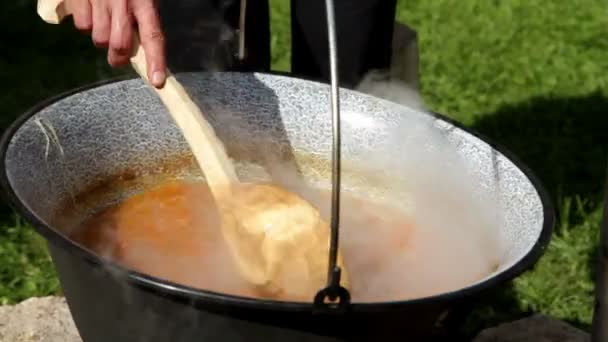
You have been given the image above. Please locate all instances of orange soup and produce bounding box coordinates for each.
[71,179,497,302]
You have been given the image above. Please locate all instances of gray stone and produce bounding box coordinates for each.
[473,314,590,342]
[0,296,81,342]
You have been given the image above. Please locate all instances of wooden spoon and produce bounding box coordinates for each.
[37,0,349,300]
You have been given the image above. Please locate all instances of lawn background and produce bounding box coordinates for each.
[1,0,608,339]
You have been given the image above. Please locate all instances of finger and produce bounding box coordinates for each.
[109,0,133,54]
[131,0,167,87]
[107,47,130,67]
[107,0,133,67]
[91,0,111,47]
[66,0,92,32]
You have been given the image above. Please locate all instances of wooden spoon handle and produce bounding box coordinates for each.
[36,0,239,192]
[129,43,239,189]
[37,0,67,24]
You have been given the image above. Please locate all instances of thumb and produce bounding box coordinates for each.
[131,0,166,88]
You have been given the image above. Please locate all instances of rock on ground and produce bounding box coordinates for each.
[0,296,81,342]
[473,314,590,342]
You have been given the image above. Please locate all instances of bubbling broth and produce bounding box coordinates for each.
[71,179,499,302]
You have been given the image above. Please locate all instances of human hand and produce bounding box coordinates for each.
[65,0,167,87]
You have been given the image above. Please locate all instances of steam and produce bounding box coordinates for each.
[67,92,502,306]
[67,14,501,305]
[76,98,504,304]
[356,70,427,112]
[355,21,426,112]
[256,112,503,302]
[323,25,503,300]
[342,115,502,301]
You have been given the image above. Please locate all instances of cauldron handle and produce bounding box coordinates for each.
[313,0,351,312]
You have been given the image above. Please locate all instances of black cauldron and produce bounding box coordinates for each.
[0,73,553,341]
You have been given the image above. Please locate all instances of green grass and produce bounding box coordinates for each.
[2,0,608,339]
[0,215,60,305]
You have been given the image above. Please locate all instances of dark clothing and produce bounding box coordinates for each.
[290,0,397,88]
[159,0,396,88]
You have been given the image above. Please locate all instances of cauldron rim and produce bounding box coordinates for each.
[0,71,554,314]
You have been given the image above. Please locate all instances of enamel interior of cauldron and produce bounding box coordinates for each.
[0,72,553,312]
